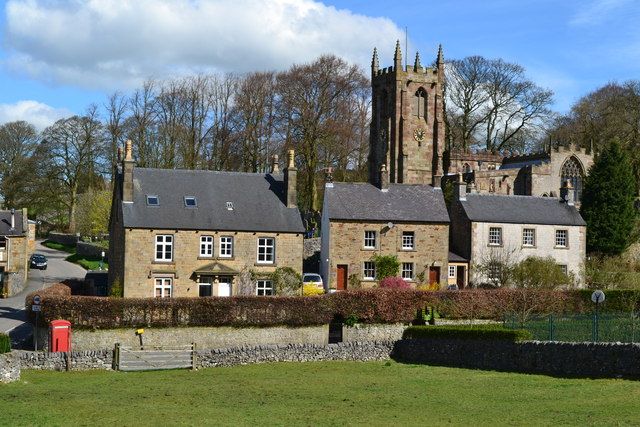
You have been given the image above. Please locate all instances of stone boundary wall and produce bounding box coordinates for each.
[394,339,640,378]
[47,233,77,246]
[342,323,406,343]
[4,339,640,380]
[197,342,394,367]
[0,353,20,383]
[76,242,108,260]
[36,325,330,351]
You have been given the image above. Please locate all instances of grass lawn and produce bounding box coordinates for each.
[41,240,75,254]
[1,361,639,426]
[41,240,108,270]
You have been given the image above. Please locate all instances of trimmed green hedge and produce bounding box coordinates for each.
[0,333,11,354]
[402,325,532,342]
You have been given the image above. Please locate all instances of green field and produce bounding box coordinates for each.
[1,361,639,426]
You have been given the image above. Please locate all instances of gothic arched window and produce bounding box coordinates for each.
[412,89,427,119]
[561,157,584,202]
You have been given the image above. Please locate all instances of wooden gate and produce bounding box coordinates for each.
[113,343,196,371]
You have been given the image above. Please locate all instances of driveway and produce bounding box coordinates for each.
[0,240,86,346]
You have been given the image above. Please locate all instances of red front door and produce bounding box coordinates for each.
[336,265,348,290]
[429,267,441,285]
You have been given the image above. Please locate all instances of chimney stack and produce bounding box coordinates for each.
[454,173,466,201]
[271,154,279,174]
[561,179,575,206]
[284,150,297,208]
[10,208,15,231]
[379,164,389,191]
[122,140,135,203]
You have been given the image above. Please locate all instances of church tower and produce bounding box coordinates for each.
[368,42,445,187]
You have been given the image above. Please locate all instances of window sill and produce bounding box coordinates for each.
[197,256,215,260]
[152,260,175,265]
[254,262,276,267]
[362,247,377,251]
[217,256,234,261]
[400,248,416,252]
[554,246,569,250]
[522,245,537,249]
[487,244,503,248]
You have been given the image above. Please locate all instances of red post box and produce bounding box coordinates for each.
[49,320,71,352]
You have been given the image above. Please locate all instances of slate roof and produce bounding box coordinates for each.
[499,158,548,170]
[122,168,305,233]
[449,251,468,263]
[324,182,449,223]
[0,210,25,236]
[459,193,586,226]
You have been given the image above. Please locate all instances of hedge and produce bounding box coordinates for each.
[0,333,10,354]
[402,325,533,342]
[25,284,640,329]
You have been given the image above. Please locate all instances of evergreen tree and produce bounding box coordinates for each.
[581,139,637,254]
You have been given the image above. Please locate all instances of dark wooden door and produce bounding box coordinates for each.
[456,266,465,289]
[429,267,440,285]
[336,265,348,290]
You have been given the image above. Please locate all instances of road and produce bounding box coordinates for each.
[0,240,86,346]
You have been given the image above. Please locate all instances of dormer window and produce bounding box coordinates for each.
[226,202,233,211]
[146,195,159,206]
[184,196,197,208]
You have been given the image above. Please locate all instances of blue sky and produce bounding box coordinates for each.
[1,0,639,128]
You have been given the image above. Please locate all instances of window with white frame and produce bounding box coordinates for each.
[154,277,172,298]
[363,261,376,280]
[488,227,502,246]
[364,231,376,249]
[448,265,456,278]
[555,230,568,247]
[0,237,5,250]
[522,228,535,247]
[200,235,213,257]
[488,262,502,283]
[256,280,274,296]
[155,235,173,261]
[402,232,415,250]
[219,236,233,258]
[401,263,414,280]
[257,237,275,264]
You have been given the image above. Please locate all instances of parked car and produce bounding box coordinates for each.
[30,254,48,270]
[302,273,324,290]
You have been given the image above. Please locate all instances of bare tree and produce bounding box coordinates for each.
[104,92,128,176]
[276,55,369,211]
[43,106,106,232]
[446,56,554,153]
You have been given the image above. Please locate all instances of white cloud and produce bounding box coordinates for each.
[569,0,634,26]
[3,0,406,90]
[0,100,71,130]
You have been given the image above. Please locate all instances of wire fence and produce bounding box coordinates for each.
[503,312,640,343]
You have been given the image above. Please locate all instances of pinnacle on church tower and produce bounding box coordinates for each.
[393,39,402,70]
[371,47,379,76]
[413,51,421,71]
[436,44,444,68]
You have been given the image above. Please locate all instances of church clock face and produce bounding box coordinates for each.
[413,128,425,143]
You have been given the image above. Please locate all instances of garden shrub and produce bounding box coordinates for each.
[402,325,532,342]
[270,267,302,296]
[303,284,324,296]
[0,333,11,353]
[372,254,400,280]
[379,277,411,290]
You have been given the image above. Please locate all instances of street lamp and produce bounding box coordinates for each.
[100,251,105,270]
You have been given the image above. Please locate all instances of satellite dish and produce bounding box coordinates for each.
[591,290,605,304]
[387,222,394,229]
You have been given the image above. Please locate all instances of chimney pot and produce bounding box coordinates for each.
[271,155,279,174]
[284,150,297,208]
[379,164,389,191]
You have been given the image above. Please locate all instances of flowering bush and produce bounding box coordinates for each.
[303,284,324,296]
[379,277,411,290]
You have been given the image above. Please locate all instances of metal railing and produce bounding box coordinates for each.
[504,312,640,343]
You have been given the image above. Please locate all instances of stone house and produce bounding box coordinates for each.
[0,208,30,297]
[448,176,587,286]
[108,142,305,298]
[320,169,450,291]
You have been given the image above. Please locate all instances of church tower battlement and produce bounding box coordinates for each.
[368,41,445,187]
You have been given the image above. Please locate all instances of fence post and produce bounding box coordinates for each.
[113,343,120,371]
